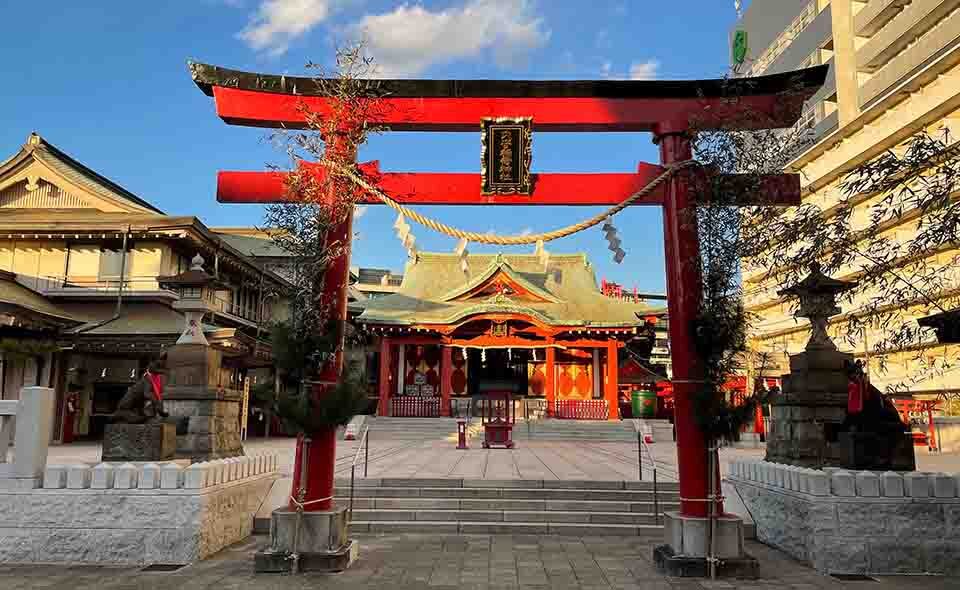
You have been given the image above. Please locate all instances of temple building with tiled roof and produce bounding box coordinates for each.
[0,133,290,442]
[358,252,664,420]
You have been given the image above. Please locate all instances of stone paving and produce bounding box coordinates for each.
[42,437,679,481]
[2,533,956,590]
[41,436,955,482]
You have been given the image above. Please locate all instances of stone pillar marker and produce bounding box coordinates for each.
[0,386,55,489]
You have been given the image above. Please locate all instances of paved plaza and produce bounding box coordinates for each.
[3,533,956,590]
[43,435,955,482]
[18,434,958,588]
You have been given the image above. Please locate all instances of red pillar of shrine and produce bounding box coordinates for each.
[288,131,356,513]
[545,346,556,417]
[605,341,619,420]
[378,336,392,416]
[656,126,721,518]
[440,346,453,417]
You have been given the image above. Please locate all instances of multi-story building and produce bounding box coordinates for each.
[0,133,291,441]
[734,1,960,397]
[349,266,403,300]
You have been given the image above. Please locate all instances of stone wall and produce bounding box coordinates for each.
[728,460,960,575]
[0,454,279,565]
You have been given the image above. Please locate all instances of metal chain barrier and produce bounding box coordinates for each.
[324,159,699,245]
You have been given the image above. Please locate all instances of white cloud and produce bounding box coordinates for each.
[348,0,550,77]
[599,59,660,80]
[238,0,339,56]
[628,59,659,80]
[354,205,367,218]
[519,227,533,236]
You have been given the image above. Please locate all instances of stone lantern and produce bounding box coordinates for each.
[765,263,858,468]
[777,262,856,351]
[158,254,225,346]
[156,253,242,461]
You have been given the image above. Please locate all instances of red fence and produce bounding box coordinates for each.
[552,400,609,420]
[391,396,442,417]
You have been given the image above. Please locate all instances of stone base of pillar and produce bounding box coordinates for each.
[254,507,359,573]
[102,423,177,462]
[163,344,244,461]
[653,512,758,578]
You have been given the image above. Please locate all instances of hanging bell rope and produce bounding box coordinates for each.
[324,159,697,246]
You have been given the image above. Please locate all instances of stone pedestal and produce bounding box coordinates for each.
[254,507,359,573]
[836,431,916,471]
[654,512,758,578]
[765,349,851,468]
[163,343,243,461]
[102,423,176,462]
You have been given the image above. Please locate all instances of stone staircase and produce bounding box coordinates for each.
[367,416,642,443]
[333,477,680,536]
[366,417,462,441]
[516,419,638,442]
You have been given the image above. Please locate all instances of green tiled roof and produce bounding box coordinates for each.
[0,274,77,323]
[67,303,218,336]
[215,232,292,258]
[357,252,661,328]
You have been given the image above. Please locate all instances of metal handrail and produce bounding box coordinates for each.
[634,420,661,524]
[347,426,370,522]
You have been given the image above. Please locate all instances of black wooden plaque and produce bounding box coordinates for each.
[481,117,532,195]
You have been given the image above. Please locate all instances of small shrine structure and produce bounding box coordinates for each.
[358,252,649,420]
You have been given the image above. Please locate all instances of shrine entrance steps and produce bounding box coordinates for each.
[368,417,462,440]
[368,417,641,443]
[517,419,638,442]
[333,478,680,537]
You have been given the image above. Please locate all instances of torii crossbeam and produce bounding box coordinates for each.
[190,63,827,533]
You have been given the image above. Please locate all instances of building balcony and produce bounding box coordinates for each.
[858,2,960,108]
[210,295,263,327]
[36,275,267,326]
[38,275,177,303]
[857,0,960,73]
[855,0,912,37]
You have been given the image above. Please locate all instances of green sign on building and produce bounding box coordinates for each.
[732,30,748,66]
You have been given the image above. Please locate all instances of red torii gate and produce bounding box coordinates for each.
[190,63,827,524]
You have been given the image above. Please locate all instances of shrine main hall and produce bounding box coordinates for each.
[358,251,659,420]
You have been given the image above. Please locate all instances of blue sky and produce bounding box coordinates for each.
[0,0,741,295]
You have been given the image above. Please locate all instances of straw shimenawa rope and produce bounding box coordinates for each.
[324,159,698,245]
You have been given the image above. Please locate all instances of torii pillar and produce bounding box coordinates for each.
[288,129,356,515]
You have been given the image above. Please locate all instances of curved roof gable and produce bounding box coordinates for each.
[439,254,560,304]
[0,133,164,214]
[358,252,657,328]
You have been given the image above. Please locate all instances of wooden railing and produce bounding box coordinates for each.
[552,399,609,420]
[391,396,442,418]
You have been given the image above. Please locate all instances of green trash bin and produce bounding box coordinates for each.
[632,389,656,419]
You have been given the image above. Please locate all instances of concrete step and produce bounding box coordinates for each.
[334,486,679,502]
[350,508,661,525]
[333,477,680,491]
[338,496,680,513]
[350,520,664,536]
